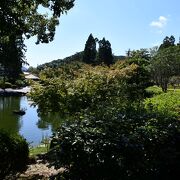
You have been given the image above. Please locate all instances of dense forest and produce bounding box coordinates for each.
[0,0,180,179]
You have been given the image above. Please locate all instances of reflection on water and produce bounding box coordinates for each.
[0,96,21,133]
[0,96,62,146]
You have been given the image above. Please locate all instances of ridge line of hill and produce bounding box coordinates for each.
[37,51,125,70]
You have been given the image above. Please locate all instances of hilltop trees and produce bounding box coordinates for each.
[159,35,175,49]
[82,35,113,66]
[97,38,114,66]
[82,34,97,64]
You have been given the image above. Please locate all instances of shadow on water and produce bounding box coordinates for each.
[0,96,63,146]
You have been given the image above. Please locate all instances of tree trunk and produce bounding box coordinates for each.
[161,80,168,93]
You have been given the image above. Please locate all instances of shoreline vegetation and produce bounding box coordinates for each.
[0,87,31,96]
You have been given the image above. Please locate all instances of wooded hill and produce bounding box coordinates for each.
[37,52,125,70]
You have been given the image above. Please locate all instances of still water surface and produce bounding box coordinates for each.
[0,96,61,146]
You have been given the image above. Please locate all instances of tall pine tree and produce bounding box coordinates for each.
[97,38,113,66]
[82,34,97,64]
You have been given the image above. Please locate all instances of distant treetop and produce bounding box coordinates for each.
[159,35,175,49]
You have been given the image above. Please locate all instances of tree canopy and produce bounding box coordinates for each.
[150,36,180,92]
[159,35,175,50]
[0,0,75,82]
[0,35,26,82]
[0,0,75,44]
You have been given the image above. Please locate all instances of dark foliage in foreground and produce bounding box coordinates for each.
[0,131,29,178]
[50,109,180,180]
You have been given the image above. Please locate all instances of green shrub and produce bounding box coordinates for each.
[0,131,29,178]
[50,109,180,180]
[30,61,150,115]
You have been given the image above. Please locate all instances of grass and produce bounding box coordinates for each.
[29,137,51,157]
[29,144,50,157]
[145,86,180,118]
[146,85,180,95]
[167,88,180,92]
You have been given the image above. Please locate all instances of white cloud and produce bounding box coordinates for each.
[150,16,168,29]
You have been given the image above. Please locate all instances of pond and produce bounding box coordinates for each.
[0,96,62,146]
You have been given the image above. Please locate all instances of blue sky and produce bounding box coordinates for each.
[25,0,180,67]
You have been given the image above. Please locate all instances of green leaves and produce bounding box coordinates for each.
[0,0,75,44]
[0,131,29,178]
[144,91,180,118]
[30,62,141,115]
[0,35,26,83]
[150,45,180,92]
[29,49,180,179]
[0,0,75,84]
[50,109,180,179]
